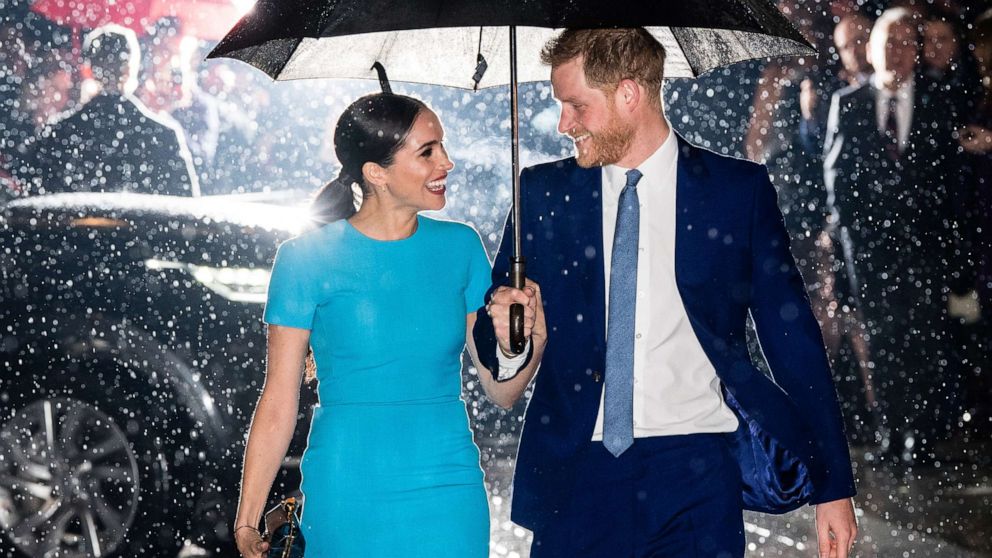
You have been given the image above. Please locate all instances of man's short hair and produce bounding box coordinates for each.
[869,7,917,59]
[541,28,666,109]
[83,24,140,88]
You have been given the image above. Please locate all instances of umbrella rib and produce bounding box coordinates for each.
[666,28,701,78]
[473,26,486,90]
[733,0,814,47]
[233,37,297,81]
[272,38,306,81]
[373,33,397,76]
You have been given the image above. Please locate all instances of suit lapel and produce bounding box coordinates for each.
[570,165,606,345]
[673,137,710,288]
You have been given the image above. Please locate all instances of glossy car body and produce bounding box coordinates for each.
[0,192,317,557]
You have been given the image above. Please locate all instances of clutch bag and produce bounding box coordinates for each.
[263,496,306,558]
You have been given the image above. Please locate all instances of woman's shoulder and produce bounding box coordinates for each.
[419,215,483,244]
[276,220,349,259]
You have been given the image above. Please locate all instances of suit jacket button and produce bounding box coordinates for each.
[593,372,602,383]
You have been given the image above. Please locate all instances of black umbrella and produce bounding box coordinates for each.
[208,0,815,352]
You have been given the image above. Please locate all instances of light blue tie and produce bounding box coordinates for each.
[603,168,642,457]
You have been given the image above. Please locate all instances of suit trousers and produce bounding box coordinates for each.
[530,433,745,558]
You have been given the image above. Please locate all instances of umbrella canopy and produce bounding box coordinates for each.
[208,0,815,87]
[208,0,815,352]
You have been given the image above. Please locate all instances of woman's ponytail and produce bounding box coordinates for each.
[311,170,359,225]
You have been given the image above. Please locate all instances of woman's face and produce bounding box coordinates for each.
[379,109,454,213]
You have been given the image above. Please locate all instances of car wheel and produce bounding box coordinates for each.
[0,331,196,557]
[0,397,141,557]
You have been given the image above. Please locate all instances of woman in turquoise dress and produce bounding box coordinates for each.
[232,93,546,557]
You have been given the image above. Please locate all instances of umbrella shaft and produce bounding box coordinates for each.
[509,25,522,259]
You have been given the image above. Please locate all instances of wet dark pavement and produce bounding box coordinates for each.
[480,438,992,557]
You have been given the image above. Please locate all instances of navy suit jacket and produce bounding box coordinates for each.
[473,136,856,530]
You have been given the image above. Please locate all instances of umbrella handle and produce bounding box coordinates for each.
[509,256,527,355]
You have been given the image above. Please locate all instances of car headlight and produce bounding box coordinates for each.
[145,259,270,303]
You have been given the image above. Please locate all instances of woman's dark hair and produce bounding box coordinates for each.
[311,93,428,225]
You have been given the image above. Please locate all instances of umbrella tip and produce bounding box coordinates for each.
[371,62,393,94]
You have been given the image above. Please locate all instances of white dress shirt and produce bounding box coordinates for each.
[872,75,914,151]
[590,129,739,440]
[496,339,529,380]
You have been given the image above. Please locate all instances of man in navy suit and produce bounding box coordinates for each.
[472,28,857,558]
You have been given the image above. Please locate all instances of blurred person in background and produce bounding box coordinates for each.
[834,14,874,88]
[141,16,220,193]
[923,17,962,80]
[197,61,260,194]
[957,9,992,438]
[745,4,878,436]
[1,23,32,196]
[139,15,184,113]
[784,12,873,161]
[922,12,982,118]
[824,7,973,466]
[745,1,824,246]
[2,51,76,194]
[818,12,880,435]
[20,24,198,196]
[20,52,76,133]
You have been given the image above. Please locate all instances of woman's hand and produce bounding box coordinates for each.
[235,526,270,558]
[234,325,309,558]
[470,278,548,409]
[488,279,542,356]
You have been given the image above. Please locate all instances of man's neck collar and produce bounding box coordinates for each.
[616,117,670,169]
[605,121,677,188]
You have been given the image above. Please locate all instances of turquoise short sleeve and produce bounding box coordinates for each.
[264,240,317,330]
[464,229,492,311]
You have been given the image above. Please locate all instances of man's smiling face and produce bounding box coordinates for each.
[551,57,634,168]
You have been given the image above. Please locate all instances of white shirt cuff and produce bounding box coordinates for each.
[495,339,530,381]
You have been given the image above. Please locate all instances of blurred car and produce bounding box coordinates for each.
[0,191,317,557]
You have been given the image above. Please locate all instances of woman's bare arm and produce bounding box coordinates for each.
[233,325,310,556]
[465,280,547,409]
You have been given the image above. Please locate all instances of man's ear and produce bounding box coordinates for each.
[616,78,641,114]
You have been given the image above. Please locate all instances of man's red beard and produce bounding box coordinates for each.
[573,115,635,168]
